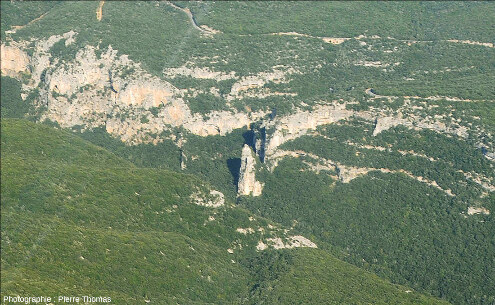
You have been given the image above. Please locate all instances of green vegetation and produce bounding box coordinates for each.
[1,76,33,118]
[2,119,247,303]
[2,119,245,303]
[78,123,253,201]
[187,93,229,114]
[243,249,449,305]
[8,1,199,76]
[282,129,490,200]
[2,1,494,304]
[182,130,247,199]
[0,1,59,40]
[4,1,493,117]
[240,146,494,305]
[78,127,181,171]
[257,121,494,304]
[1,119,448,304]
[77,127,246,199]
[187,2,495,41]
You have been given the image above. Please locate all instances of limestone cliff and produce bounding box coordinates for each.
[262,102,354,160]
[373,116,398,136]
[9,32,268,144]
[1,43,30,77]
[238,144,263,196]
[3,31,491,160]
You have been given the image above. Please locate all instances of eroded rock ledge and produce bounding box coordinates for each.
[2,32,493,163]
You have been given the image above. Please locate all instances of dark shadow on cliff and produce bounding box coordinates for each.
[227,158,241,188]
[243,129,256,151]
[242,125,266,163]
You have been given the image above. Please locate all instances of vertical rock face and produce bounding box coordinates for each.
[254,127,267,163]
[238,144,263,196]
[262,103,354,159]
[1,44,30,77]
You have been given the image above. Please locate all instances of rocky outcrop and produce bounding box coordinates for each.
[238,144,263,196]
[228,67,297,100]
[337,165,372,183]
[236,227,255,235]
[7,31,490,159]
[483,150,495,162]
[14,33,270,143]
[322,37,351,45]
[191,189,225,208]
[263,102,354,158]
[163,64,236,81]
[261,235,317,250]
[371,111,469,139]
[118,79,174,108]
[269,148,458,196]
[180,150,187,170]
[45,44,126,96]
[373,116,399,136]
[1,44,30,77]
[446,39,494,48]
[467,207,490,215]
[184,111,257,137]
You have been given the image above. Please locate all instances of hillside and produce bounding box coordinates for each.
[1,1,494,304]
[0,119,448,304]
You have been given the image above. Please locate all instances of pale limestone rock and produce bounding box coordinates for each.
[270,148,457,196]
[191,190,225,208]
[13,31,491,157]
[322,37,351,44]
[459,171,495,193]
[180,150,187,170]
[200,25,222,35]
[337,165,372,183]
[271,31,313,38]
[256,241,268,251]
[266,237,286,249]
[1,44,30,77]
[287,235,318,248]
[183,111,257,137]
[354,60,390,68]
[467,207,490,215]
[238,144,263,196]
[47,45,109,96]
[166,63,296,99]
[19,34,269,143]
[118,79,173,108]
[373,116,400,136]
[264,236,317,250]
[163,64,236,81]
[264,103,353,158]
[236,228,255,235]
[228,67,297,99]
[447,39,494,48]
[63,31,77,46]
[370,111,470,140]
